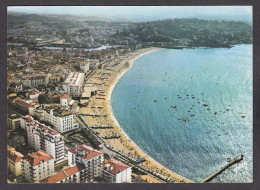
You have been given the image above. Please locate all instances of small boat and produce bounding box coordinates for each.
[227,158,231,162]
[202,104,208,106]
[182,117,190,122]
[241,115,246,118]
[154,100,157,102]
[190,114,195,116]
[207,108,210,110]
[170,105,177,108]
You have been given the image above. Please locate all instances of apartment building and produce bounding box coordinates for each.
[43,106,79,133]
[7,145,24,176]
[14,99,34,115]
[20,115,65,163]
[28,89,40,100]
[40,163,86,183]
[68,144,103,181]
[8,113,21,130]
[22,75,49,88]
[22,151,54,183]
[52,93,70,107]
[99,159,131,183]
[63,72,85,97]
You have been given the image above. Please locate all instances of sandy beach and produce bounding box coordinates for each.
[80,47,194,183]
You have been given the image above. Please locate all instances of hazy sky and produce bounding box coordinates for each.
[8,6,252,22]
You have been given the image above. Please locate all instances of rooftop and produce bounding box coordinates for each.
[15,99,34,108]
[7,145,23,163]
[23,151,53,166]
[69,144,102,161]
[100,159,130,175]
[21,115,60,136]
[40,164,85,183]
[64,72,84,86]
[44,105,71,117]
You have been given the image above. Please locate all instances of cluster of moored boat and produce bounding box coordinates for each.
[153,92,247,122]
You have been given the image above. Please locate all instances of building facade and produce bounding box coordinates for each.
[7,145,24,176]
[63,72,85,97]
[8,113,21,130]
[43,107,79,133]
[22,75,49,88]
[14,99,34,115]
[99,159,131,183]
[20,115,65,163]
[22,151,54,183]
[68,144,103,181]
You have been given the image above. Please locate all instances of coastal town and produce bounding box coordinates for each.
[7,11,252,184]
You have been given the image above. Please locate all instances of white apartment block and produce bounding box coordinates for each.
[20,115,65,163]
[79,61,90,73]
[22,75,49,88]
[68,144,103,181]
[22,151,54,183]
[43,107,79,133]
[63,72,85,97]
[99,159,131,183]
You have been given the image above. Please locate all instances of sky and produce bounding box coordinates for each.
[8,6,252,22]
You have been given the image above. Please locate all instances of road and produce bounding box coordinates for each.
[75,115,172,183]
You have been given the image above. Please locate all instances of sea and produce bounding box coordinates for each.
[111,44,253,183]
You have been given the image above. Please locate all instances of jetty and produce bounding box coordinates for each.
[201,155,244,183]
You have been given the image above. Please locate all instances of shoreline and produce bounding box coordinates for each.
[105,47,195,183]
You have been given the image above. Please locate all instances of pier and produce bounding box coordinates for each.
[201,155,244,183]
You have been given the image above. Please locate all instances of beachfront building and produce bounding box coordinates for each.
[8,113,21,130]
[99,159,131,183]
[40,164,86,183]
[20,115,65,163]
[79,60,90,73]
[22,75,49,88]
[68,144,103,181]
[42,105,79,133]
[14,99,34,115]
[7,145,24,176]
[63,72,85,97]
[22,151,54,183]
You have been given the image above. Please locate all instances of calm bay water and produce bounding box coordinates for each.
[111,45,252,182]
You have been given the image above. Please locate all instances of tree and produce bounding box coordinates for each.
[38,93,53,104]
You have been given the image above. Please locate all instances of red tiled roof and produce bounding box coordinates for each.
[69,144,102,160]
[23,151,53,166]
[21,115,60,135]
[40,164,85,183]
[101,159,130,175]
[30,89,40,95]
[7,146,23,163]
[52,94,69,99]
[60,94,69,99]
[15,99,33,108]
